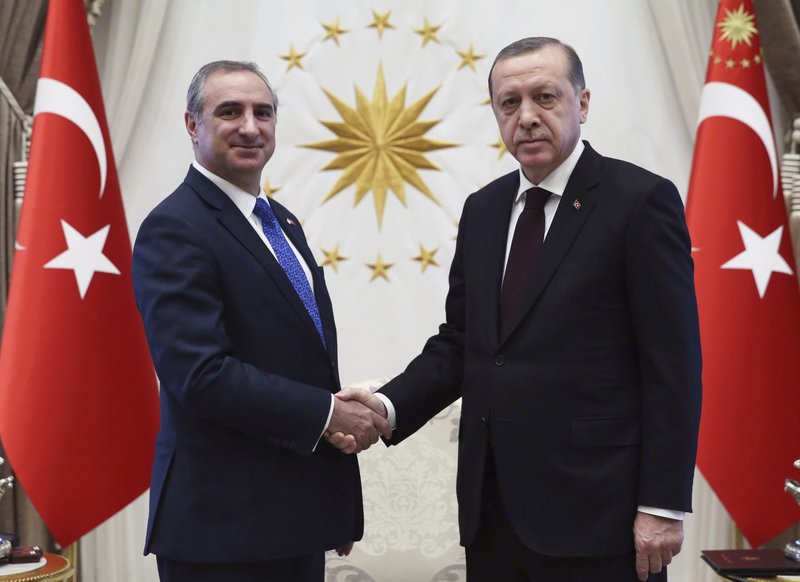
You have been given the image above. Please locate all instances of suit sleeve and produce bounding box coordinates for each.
[379,197,470,442]
[132,209,332,455]
[625,178,702,511]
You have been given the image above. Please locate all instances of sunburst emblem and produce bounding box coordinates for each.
[303,64,458,227]
[717,3,758,49]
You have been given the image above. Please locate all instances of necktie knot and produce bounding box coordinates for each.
[253,197,276,227]
[524,187,552,211]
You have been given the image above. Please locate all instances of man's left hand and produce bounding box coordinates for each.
[334,541,354,557]
[633,511,683,581]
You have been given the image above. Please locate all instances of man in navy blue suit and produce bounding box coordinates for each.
[334,37,702,582]
[132,60,389,582]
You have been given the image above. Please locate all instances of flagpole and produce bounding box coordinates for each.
[732,523,745,550]
[0,76,31,248]
[784,116,800,280]
[12,120,32,242]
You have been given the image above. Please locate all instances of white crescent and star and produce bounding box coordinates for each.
[696,81,777,199]
[721,221,792,299]
[695,82,792,299]
[18,77,117,299]
[33,77,107,199]
[43,220,120,300]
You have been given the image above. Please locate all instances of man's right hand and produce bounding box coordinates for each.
[326,388,390,454]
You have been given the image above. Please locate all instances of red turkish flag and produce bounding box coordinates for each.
[0,0,159,546]
[688,0,800,547]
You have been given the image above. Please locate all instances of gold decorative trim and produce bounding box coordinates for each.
[0,554,72,582]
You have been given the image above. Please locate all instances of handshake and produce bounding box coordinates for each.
[325,387,391,454]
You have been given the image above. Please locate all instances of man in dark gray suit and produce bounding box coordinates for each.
[333,37,702,582]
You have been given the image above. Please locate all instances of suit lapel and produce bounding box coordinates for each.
[477,172,519,347]
[269,199,337,357]
[500,144,602,342]
[186,168,325,349]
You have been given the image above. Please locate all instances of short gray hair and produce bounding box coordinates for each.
[488,37,585,102]
[186,60,278,120]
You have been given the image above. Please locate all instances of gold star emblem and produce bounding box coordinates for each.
[303,64,458,227]
[457,44,484,71]
[725,59,736,69]
[321,244,348,272]
[262,177,281,198]
[490,135,507,159]
[717,3,757,49]
[366,254,393,282]
[413,244,440,272]
[368,10,394,38]
[322,17,348,46]
[414,18,442,46]
[280,44,306,71]
[741,58,751,69]
[754,53,762,64]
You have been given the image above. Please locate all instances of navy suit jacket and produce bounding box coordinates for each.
[132,166,362,562]
[379,142,702,556]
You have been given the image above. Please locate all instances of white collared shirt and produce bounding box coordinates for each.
[192,161,315,292]
[502,140,585,279]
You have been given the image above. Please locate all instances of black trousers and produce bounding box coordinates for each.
[156,552,324,582]
[466,448,667,582]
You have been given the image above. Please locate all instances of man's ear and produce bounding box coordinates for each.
[579,89,590,124]
[185,111,198,144]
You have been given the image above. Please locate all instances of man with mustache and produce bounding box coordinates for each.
[334,37,702,581]
[132,60,390,582]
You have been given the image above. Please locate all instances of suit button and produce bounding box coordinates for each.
[494,354,505,366]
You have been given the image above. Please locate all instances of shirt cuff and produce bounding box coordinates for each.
[374,393,397,430]
[638,506,684,520]
[313,394,336,452]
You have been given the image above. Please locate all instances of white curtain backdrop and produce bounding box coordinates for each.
[81,1,747,580]
[646,0,718,139]
[91,0,169,167]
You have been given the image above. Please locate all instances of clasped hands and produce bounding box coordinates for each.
[325,387,390,454]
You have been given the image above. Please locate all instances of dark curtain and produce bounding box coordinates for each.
[755,0,800,118]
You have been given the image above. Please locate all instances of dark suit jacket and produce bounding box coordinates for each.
[379,142,702,557]
[132,166,362,563]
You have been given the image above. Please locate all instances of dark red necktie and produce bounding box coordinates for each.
[500,187,552,336]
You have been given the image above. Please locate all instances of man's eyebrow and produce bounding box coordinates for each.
[213,100,242,111]
[214,100,271,107]
[212,100,274,114]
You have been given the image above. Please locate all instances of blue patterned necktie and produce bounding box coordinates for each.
[252,198,326,348]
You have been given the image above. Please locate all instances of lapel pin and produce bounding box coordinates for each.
[286,218,296,226]
[572,199,581,211]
